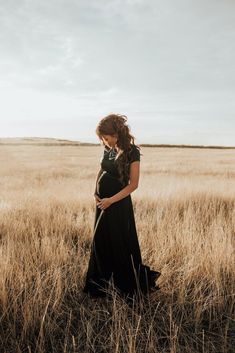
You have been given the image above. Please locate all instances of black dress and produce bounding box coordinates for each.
[82,144,161,299]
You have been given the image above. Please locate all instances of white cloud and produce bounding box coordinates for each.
[0,0,234,144]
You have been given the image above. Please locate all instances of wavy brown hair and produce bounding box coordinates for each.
[95,113,142,186]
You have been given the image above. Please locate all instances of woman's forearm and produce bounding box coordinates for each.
[94,168,104,195]
[109,184,137,204]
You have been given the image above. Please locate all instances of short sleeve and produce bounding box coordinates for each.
[129,145,140,163]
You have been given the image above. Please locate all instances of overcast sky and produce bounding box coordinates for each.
[0,0,234,145]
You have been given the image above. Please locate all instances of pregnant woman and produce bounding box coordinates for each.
[82,114,161,301]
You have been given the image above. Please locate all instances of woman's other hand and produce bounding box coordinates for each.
[94,194,101,205]
[97,197,113,210]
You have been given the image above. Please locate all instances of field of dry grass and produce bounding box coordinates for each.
[0,143,234,353]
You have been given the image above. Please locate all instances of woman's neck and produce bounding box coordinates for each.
[114,146,119,153]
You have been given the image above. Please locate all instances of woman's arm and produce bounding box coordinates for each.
[94,168,104,196]
[109,161,140,204]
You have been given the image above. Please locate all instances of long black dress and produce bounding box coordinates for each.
[82,144,161,299]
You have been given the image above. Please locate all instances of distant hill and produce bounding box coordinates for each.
[0,137,234,149]
[140,143,235,149]
[0,137,90,146]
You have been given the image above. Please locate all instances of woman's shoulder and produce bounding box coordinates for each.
[130,144,140,151]
[128,144,141,162]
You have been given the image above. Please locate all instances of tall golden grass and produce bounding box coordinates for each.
[0,144,234,353]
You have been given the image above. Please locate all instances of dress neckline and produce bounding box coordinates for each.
[108,147,117,160]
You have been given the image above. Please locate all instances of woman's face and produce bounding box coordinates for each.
[101,134,118,148]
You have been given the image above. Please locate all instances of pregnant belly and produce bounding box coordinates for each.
[96,171,124,198]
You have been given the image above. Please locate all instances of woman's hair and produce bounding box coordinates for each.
[95,113,141,186]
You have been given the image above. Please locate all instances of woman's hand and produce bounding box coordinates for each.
[94,194,101,205]
[96,197,113,210]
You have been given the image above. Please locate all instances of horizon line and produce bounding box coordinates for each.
[0,137,234,149]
